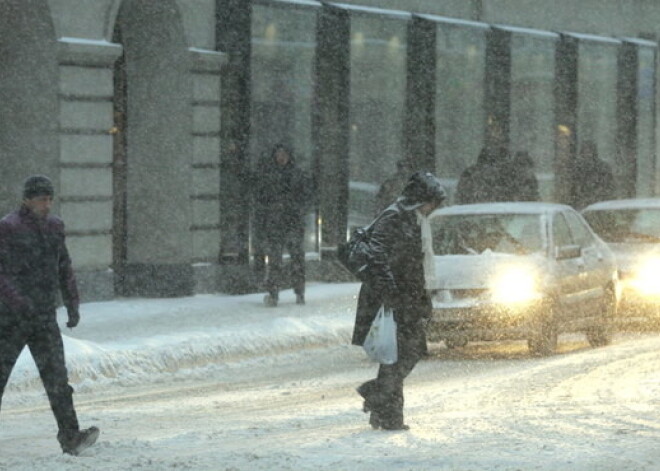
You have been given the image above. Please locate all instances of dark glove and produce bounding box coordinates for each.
[66,309,80,328]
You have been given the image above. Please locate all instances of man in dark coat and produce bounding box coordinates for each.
[572,141,616,209]
[375,157,415,214]
[511,151,540,202]
[353,171,447,430]
[256,144,314,307]
[455,146,515,204]
[0,175,99,455]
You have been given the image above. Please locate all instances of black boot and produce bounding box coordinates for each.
[378,393,409,431]
[357,380,386,429]
[263,293,278,307]
[369,411,382,429]
[357,380,380,413]
[58,426,100,455]
[380,421,410,431]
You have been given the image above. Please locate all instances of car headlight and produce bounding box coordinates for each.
[629,257,660,296]
[489,265,541,304]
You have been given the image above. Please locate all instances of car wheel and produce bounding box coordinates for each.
[445,337,468,349]
[586,289,615,347]
[528,303,558,356]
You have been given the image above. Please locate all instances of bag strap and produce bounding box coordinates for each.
[362,202,399,237]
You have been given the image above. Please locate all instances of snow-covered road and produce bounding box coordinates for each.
[2,284,660,470]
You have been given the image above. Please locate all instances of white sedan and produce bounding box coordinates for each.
[582,198,660,325]
[427,202,619,355]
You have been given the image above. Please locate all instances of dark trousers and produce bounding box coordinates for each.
[359,321,426,427]
[0,316,79,433]
[265,225,306,298]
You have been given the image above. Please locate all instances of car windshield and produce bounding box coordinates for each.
[584,208,660,243]
[430,213,544,255]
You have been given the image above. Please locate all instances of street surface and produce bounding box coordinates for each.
[2,330,660,470]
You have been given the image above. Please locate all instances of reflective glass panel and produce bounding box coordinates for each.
[348,13,408,227]
[577,41,619,190]
[251,3,319,253]
[584,208,660,242]
[510,34,556,201]
[636,47,656,197]
[435,25,486,202]
[430,213,544,255]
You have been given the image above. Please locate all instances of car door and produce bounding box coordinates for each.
[564,209,611,312]
[551,211,585,320]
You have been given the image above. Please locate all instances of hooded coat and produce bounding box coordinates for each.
[351,172,446,347]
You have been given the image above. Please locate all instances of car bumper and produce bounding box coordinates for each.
[617,285,660,320]
[428,300,544,342]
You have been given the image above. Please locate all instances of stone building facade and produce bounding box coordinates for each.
[1,0,658,300]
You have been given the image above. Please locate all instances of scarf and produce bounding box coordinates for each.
[416,210,436,289]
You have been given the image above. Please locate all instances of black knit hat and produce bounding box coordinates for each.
[23,175,54,200]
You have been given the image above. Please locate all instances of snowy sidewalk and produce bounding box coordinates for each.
[4,282,361,404]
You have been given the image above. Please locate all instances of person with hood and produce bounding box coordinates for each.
[0,175,99,455]
[256,144,314,307]
[353,171,447,431]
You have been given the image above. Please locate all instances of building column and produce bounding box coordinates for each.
[0,0,59,215]
[405,16,437,173]
[554,34,579,205]
[315,5,351,251]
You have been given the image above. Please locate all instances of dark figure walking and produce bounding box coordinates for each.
[455,146,515,204]
[353,171,446,430]
[572,141,616,209]
[375,157,415,214]
[511,150,540,201]
[0,175,99,455]
[251,150,273,284]
[256,144,314,307]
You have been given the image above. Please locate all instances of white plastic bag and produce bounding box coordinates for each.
[363,305,398,365]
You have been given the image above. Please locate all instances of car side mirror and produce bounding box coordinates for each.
[556,244,582,260]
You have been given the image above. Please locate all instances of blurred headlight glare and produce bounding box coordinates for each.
[490,265,540,304]
[630,257,660,296]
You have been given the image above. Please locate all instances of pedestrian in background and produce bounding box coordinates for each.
[572,140,616,209]
[511,150,540,201]
[375,157,415,214]
[251,150,272,284]
[354,171,447,431]
[256,144,314,307]
[455,146,515,204]
[0,175,99,455]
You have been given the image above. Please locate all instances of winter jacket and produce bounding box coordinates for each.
[455,147,516,204]
[573,156,615,209]
[254,156,314,237]
[0,206,79,321]
[351,202,432,347]
[511,153,540,202]
[351,171,446,348]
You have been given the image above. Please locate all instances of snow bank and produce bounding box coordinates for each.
[5,283,361,400]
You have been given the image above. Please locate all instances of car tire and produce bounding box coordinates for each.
[586,289,615,347]
[445,337,468,349]
[528,303,558,356]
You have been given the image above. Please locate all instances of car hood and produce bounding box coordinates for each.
[430,251,546,290]
[607,242,660,273]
